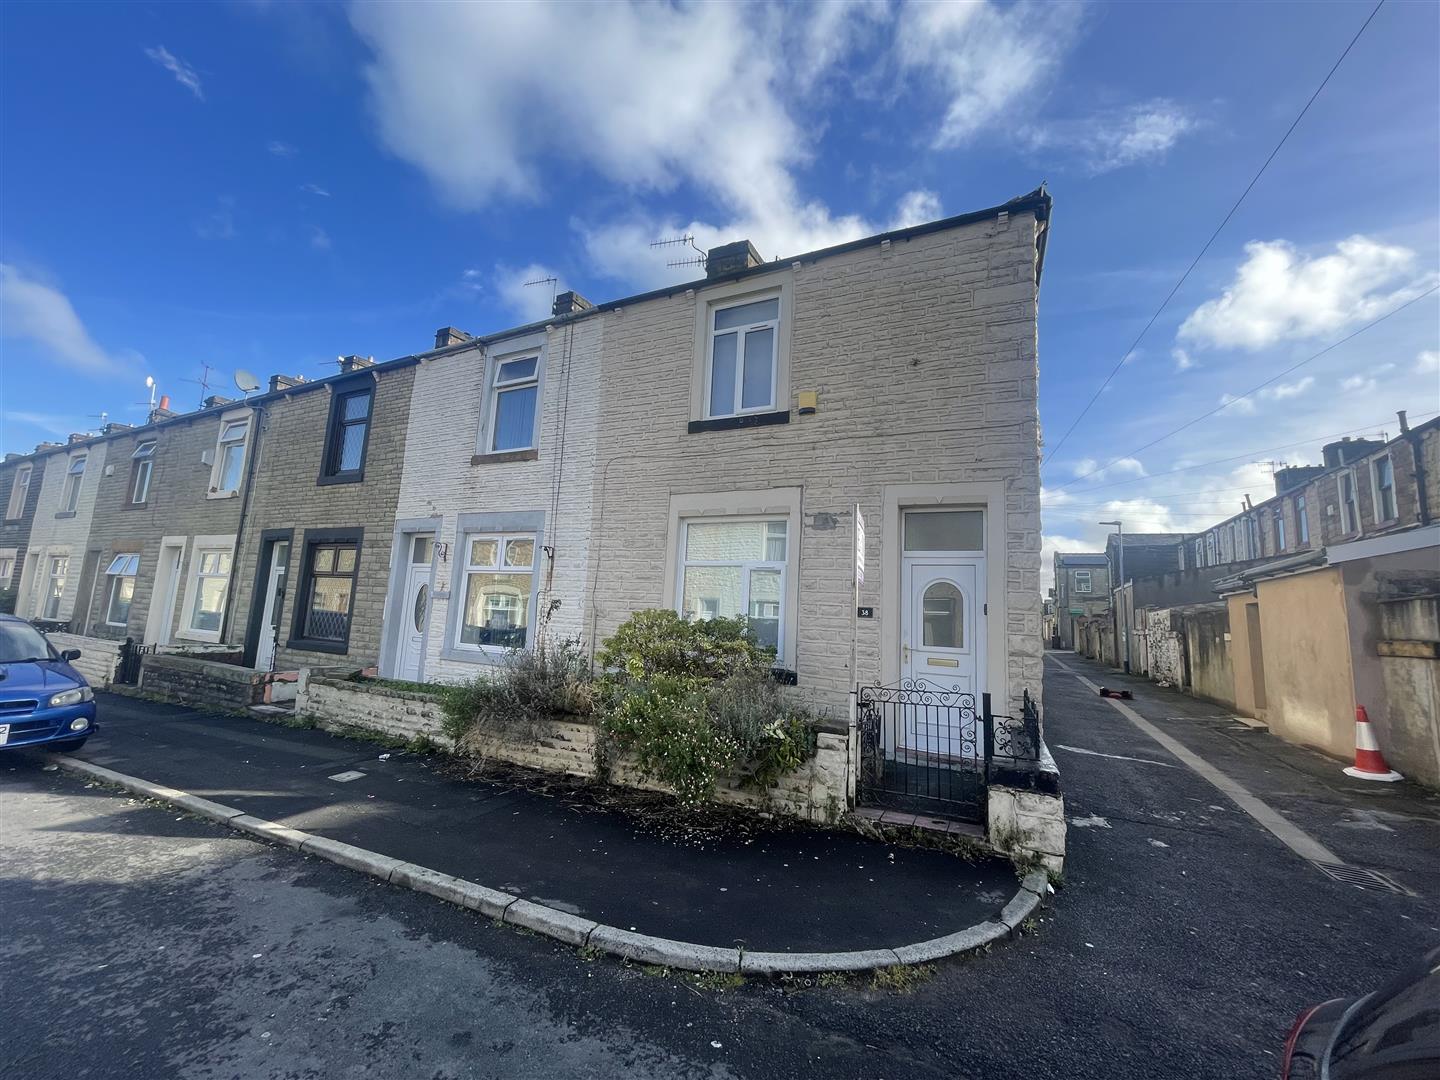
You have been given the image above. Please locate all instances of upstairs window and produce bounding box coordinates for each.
[1296,495,1310,545]
[707,296,779,419]
[1073,569,1092,594]
[322,385,373,482]
[5,465,31,520]
[457,534,535,649]
[130,440,156,504]
[1339,471,1359,534]
[488,356,539,453]
[211,419,250,496]
[61,455,86,513]
[1274,507,1286,552]
[1372,455,1397,522]
[104,553,140,627]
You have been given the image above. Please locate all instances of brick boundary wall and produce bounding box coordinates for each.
[139,653,269,712]
[44,633,123,689]
[298,676,854,823]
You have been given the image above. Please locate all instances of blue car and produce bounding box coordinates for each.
[0,614,98,752]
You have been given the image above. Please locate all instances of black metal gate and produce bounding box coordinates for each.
[856,682,1042,822]
[115,638,155,686]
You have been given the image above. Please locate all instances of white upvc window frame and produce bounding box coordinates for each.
[130,440,156,504]
[208,412,252,499]
[61,454,87,513]
[1339,470,1359,535]
[43,555,69,620]
[1073,569,1092,594]
[177,534,236,643]
[104,553,140,627]
[453,532,538,653]
[5,464,31,520]
[486,354,541,453]
[1296,494,1309,545]
[704,294,781,420]
[690,274,794,425]
[1370,454,1398,523]
[676,516,789,664]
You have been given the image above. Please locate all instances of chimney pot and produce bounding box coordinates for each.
[551,291,593,317]
[1398,409,1410,433]
[705,239,764,279]
[434,327,473,350]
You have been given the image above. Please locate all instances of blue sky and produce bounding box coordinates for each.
[2,1,1437,588]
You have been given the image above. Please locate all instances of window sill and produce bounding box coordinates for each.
[688,410,790,434]
[472,449,539,465]
[122,502,148,511]
[286,636,351,655]
[207,490,240,501]
[54,511,76,520]
[175,629,222,644]
[317,471,365,487]
[440,645,517,667]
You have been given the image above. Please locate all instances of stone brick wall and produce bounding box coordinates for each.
[0,454,48,605]
[139,652,265,711]
[45,631,122,688]
[16,441,108,622]
[295,677,852,822]
[389,316,602,683]
[228,364,417,672]
[74,410,245,643]
[1146,608,1185,687]
[587,210,1046,718]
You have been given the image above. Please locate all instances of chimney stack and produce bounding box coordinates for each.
[1398,409,1410,434]
[35,441,62,453]
[269,374,307,393]
[434,327,473,350]
[551,291,593,317]
[338,355,374,374]
[202,394,233,410]
[148,395,175,426]
[706,240,764,279]
[67,432,88,445]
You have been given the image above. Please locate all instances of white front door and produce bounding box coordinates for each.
[145,543,185,646]
[397,534,434,682]
[255,540,291,672]
[900,559,984,758]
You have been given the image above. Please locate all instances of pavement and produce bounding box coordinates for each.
[31,691,1024,955]
[2,655,1437,1079]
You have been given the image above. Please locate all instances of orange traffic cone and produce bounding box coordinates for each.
[1343,706,1403,782]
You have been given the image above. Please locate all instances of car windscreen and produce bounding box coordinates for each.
[0,621,57,663]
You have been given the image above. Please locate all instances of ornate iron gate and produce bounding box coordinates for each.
[856,682,1042,822]
[115,638,155,686]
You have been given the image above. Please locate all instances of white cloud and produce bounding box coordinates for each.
[144,45,204,100]
[268,140,298,157]
[788,0,889,94]
[888,189,944,230]
[1218,392,1257,416]
[1020,99,1198,174]
[1172,347,1196,372]
[0,264,137,376]
[494,263,561,324]
[308,225,332,251]
[1417,350,1440,374]
[1070,456,1145,481]
[1179,236,1437,351]
[300,183,331,197]
[1262,376,1314,401]
[895,1,1081,149]
[1340,374,1376,394]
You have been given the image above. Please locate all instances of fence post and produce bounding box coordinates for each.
[982,691,994,765]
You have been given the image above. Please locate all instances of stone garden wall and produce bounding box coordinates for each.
[45,632,122,689]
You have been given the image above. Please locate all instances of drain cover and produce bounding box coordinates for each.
[328,770,366,783]
[1312,861,1412,895]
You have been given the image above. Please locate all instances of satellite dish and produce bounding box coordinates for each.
[235,369,261,394]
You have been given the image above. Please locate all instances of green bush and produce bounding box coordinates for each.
[441,636,593,759]
[595,610,819,806]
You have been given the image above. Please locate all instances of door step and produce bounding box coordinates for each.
[248,703,295,718]
[853,805,986,839]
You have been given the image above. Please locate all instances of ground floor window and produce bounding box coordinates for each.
[104,553,140,626]
[43,556,68,619]
[457,534,535,649]
[678,518,787,656]
[188,549,231,633]
[300,540,360,645]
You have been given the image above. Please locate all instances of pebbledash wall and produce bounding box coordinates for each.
[381,315,603,684]
[227,362,417,674]
[586,200,1048,719]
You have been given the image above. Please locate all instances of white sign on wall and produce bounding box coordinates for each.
[855,507,865,586]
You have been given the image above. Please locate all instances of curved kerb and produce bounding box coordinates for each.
[47,754,1049,973]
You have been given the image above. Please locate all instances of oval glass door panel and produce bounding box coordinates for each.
[413,583,429,632]
[922,581,964,648]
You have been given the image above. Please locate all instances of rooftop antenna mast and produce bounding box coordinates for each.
[88,410,108,433]
[180,362,217,406]
[522,274,559,309]
[138,375,158,411]
[650,234,707,270]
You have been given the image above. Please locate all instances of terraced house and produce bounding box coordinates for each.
[0,452,47,612]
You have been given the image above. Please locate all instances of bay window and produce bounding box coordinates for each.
[678,518,787,657]
[457,534,535,649]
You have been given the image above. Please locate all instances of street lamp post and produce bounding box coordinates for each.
[1099,519,1129,673]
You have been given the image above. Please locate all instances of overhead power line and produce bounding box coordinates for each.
[1041,0,1388,469]
[1050,286,1438,495]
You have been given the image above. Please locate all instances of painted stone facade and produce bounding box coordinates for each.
[15,440,108,623]
[0,453,47,609]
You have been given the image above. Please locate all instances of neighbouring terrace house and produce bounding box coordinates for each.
[0,452,48,611]
[1052,552,1109,650]
[14,435,107,627]
[226,357,418,676]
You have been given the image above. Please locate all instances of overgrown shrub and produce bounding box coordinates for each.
[441,636,592,762]
[595,610,820,805]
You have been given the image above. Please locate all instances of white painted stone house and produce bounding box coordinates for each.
[15,438,108,625]
[379,187,1050,723]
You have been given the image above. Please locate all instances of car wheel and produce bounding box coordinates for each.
[50,738,88,753]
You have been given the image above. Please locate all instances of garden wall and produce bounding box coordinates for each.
[296,676,854,823]
[45,632,122,689]
[139,653,296,711]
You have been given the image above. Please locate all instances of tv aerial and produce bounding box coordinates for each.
[235,369,261,397]
[522,274,559,308]
[650,234,707,270]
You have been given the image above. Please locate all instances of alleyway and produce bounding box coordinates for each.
[2,660,1436,1079]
